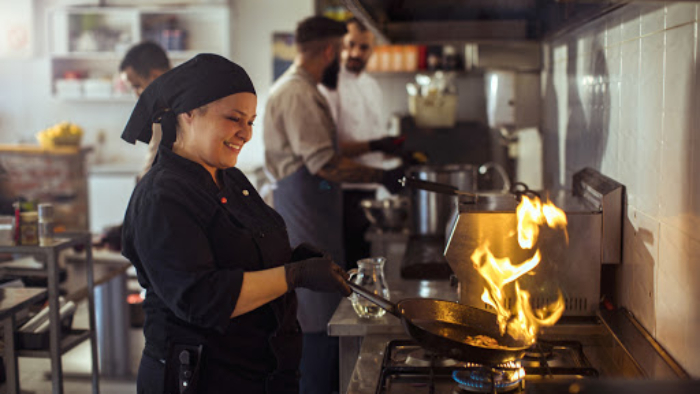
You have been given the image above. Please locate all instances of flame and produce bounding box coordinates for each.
[471,195,568,344]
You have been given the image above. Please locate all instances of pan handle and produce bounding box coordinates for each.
[401,177,475,197]
[346,281,400,317]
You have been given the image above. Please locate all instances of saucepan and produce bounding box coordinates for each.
[346,281,530,365]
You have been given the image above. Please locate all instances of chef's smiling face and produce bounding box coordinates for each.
[175,92,257,180]
[342,22,375,74]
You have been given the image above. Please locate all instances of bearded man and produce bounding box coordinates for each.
[263,16,403,394]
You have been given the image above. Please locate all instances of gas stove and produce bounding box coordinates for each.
[376,339,599,394]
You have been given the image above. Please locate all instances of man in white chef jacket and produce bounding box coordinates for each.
[319,18,404,270]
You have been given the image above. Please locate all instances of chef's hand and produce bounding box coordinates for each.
[381,167,406,195]
[291,242,328,262]
[368,136,404,155]
[285,257,352,296]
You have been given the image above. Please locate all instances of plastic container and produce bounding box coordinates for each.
[408,94,457,128]
[55,79,83,99]
[83,78,112,99]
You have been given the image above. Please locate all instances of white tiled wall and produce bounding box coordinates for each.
[541,2,700,376]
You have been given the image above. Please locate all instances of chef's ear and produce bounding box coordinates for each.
[179,110,197,125]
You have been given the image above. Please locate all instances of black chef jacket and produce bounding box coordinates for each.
[122,147,301,393]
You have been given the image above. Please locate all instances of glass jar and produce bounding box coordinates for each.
[347,257,390,319]
[38,203,55,246]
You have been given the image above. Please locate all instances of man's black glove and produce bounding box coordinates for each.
[285,257,352,296]
[381,167,406,195]
[291,242,328,262]
[368,136,404,155]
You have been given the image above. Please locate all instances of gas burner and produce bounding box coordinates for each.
[405,348,460,367]
[524,342,554,360]
[452,362,525,393]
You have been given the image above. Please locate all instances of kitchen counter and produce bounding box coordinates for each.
[329,278,456,392]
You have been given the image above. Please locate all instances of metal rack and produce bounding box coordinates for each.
[0,233,100,394]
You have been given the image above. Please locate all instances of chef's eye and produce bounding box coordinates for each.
[248,121,255,126]
[227,116,241,123]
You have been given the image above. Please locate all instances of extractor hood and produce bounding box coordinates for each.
[340,0,623,44]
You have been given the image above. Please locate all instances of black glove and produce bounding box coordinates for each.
[368,136,404,155]
[291,242,328,262]
[381,167,406,195]
[285,257,352,296]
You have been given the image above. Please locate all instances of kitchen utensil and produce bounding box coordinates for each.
[405,165,477,237]
[347,281,530,365]
[360,197,409,231]
[347,257,390,318]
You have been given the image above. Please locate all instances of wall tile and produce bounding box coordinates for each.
[621,5,642,41]
[606,11,623,47]
[641,5,666,36]
[661,113,694,232]
[666,2,697,29]
[664,25,695,117]
[618,40,640,206]
[636,32,664,217]
[620,207,658,333]
[657,223,700,375]
[601,46,621,180]
[692,22,700,225]
[543,5,700,375]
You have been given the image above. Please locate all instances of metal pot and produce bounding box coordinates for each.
[360,197,409,231]
[408,164,476,237]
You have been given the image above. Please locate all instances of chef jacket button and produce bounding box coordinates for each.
[242,189,249,196]
[220,197,227,204]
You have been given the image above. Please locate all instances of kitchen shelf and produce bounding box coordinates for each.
[46,5,230,101]
[0,233,99,394]
[17,329,91,358]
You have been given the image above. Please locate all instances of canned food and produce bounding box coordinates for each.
[38,203,54,222]
[20,211,39,246]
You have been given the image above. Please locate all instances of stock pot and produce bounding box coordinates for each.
[407,164,476,237]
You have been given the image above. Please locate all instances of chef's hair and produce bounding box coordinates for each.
[120,41,171,78]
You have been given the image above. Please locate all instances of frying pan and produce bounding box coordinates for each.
[347,281,531,365]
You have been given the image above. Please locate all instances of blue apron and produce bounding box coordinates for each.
[274,166,344,333]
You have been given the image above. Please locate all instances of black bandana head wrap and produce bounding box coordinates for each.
[121,53,256,149]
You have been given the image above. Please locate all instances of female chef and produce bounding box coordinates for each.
[120,53,351,394]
